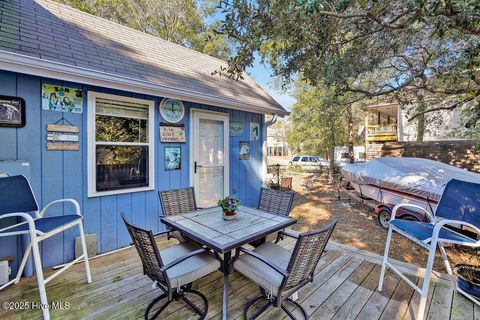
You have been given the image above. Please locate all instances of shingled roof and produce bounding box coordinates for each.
[0,0,288,115]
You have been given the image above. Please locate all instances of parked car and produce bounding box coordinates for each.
[314,156,329,166]
[290,155,328,167]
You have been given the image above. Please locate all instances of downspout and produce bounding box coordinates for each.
[262,114,278,187]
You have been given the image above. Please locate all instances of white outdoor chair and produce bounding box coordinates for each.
[0,175,92,320]
[378,178,480,320]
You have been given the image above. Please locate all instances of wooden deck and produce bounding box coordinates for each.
[1,234,478,320]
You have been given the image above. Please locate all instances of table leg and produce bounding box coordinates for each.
[222,251,232,320]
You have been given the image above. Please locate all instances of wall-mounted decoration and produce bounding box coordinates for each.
[160,123,186,143]
[42,84,83,113]
[0,96,25,128]
[239,141,250,160]
[229,121,243,136]
[165,146,181,170]
[47,123,80,151]
[250,122,260,141]
[159,98,185,123]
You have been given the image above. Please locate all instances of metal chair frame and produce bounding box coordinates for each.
[378,179,480,320]
[159,187,199,241]
[122,214,209,319]
[0,175,92,320]
[235,219,337,320]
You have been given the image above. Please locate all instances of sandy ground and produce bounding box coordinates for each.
[279,168,479,272]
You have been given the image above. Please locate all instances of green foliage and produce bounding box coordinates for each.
[219,0,480,126]
[286,81,364,157]
[55,0,231,59]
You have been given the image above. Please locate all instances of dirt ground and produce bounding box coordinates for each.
[282,170,479,273]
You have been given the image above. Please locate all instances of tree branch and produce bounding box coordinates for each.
[407,95,476,122]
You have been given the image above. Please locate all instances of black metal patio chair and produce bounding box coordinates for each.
[258,187,295,216]
[234,219,337,320]
[250,187,295,247]
[122,213,219,320]
[159,187,199,242]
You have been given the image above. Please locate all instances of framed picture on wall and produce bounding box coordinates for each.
[239,141,250,160]
[250,122,259,141]
[165,146,181,170]
[0,95,26,128]
[41,84,83,113]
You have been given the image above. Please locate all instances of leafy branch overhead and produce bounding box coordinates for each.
[218,0,480,126]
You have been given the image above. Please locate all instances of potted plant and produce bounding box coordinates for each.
[217,196,241,221]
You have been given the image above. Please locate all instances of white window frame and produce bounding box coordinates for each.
[87,91,155,197]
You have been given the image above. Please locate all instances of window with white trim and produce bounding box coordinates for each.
[88,92,155,197]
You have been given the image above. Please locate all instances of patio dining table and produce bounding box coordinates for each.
[161,205,297,320]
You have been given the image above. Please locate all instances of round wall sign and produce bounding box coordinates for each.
[159,98,185,123]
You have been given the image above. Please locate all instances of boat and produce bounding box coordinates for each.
[341,157,480,229]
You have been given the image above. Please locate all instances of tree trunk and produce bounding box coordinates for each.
[329,119,335,179]
[416,100,426,142]
[347,104,354,163]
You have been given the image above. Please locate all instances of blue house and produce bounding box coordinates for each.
[0,0,288,275]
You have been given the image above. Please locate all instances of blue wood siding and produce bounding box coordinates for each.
[0,70,265,272]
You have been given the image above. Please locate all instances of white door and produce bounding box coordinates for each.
[190,109,229,207]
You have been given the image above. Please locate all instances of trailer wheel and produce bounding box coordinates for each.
[377,207,392,230]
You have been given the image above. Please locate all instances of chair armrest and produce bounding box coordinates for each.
[432,219,480,246]
[236,247,289,277]
[0,212,36,233]
[160,248,208,272]
[278,229,300,240]
[39,198,81,218]
[391,203,433,223]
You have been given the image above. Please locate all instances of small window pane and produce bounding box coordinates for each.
[96,145,148,191]
[301,157,309,162]
[95,98,149,143]
[292,156,300,161]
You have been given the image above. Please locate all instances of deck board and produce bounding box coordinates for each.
[0,235,477,320]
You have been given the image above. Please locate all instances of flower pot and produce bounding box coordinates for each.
[222,210,237,221]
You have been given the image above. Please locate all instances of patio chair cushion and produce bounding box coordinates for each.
[234,242,291,295]
[390,220,477,244]
[0,215,81,234]
[160,242,219,288]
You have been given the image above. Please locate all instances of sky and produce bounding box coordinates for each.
[245,56,297,112]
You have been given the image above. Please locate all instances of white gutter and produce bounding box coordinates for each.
[262,114,278,187]
[0,51,289,116]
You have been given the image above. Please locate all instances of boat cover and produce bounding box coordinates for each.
[342,157,480,202]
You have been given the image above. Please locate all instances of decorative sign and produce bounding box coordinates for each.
[160,123,186,143]
[159,98,185,123]
[0,95,25,127]
[250,122,260,141]
[42,84,83,113]
[46,124,80,151]
[165,146,181,170]
[229,121,243,136]
[239,141,250,160]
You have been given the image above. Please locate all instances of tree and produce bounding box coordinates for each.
[286,81,364,170]
[217,0,480,128]
[56,0,231,59]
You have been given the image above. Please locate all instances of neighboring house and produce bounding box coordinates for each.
[266,126,290,156]
[0,0,288,274]
[364,101,476,158]
[334,146,366,164]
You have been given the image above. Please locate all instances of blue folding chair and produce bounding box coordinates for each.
[378,179,480,319]
[0,175,92,320]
